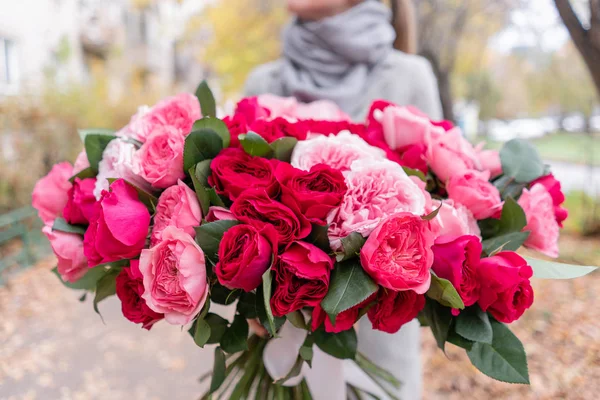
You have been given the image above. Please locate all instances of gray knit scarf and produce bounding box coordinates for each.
[278,1,396,117]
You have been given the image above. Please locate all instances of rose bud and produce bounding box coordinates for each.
[215,224,278,292]
[63,177,97,225]
[83,179,150,267]
[311,293,376,333]
[270,241,333,317]
[116,260,163,330]
[151,180,201,246]
[42,225,87,283]
[32,161,73,225]
[368,289,426,334]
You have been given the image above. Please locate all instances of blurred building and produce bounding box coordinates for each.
[0,0,209,97]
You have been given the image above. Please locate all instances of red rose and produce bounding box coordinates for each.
[63,177,97,225]
[531,174,568,227]
[271,241,333,317]
[368,288,425,333]
[209,148,279,201]
[360,213,434,294]
[115,260,164,330]
[396,143,428,175]
[83,179,150,267]
[432,235,482,308]
[215,224,278,292]
[477,251,534,323]
[231,189,311,244]
[235,97,271,124]
[222,114,249,148]
[250,117,301,143]
[275,162,347,225]
[311,293,375,333]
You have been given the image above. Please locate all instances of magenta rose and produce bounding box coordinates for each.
[42,225,87,283]
[477,251,534,323]
[151,180,202,246]
[311,293,375,333]
[432,235,482,308]
[83,179,150,267]
[360,212,434,294]
[116,260,164,330]
[209,148,279,201]
[215,224,278,292]
[140,226,209,325]
[235,97,271,124]
[206,206,236,223]
[427,129,481,183]
[531,174,568,227]
[275,162,347,225]
[270,241,333,317]
[222,114,249,148]
[32,162,73,225]
[368,289,426,334]
[230,189,311,244]
[63,178,97,225]
[250,118,299,143]
[134,126,186,189]
[446,171,503,220]
[518,183,560,258]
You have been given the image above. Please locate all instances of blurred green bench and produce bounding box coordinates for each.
[0,206,48,284]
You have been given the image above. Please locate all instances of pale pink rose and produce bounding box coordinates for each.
[257,94,298,120]
[291,131,386,172]
[328,158,427,250]
[381,105,445,150]
[427,128,481,183]
[134,126,186,189]
[73,150,90,174]
[294,101,350,121]
[446,171,503,220]
[206,206,236,222]
[140,226,209,325]
[94,138,153,199]
[32,162,73,225]
[518,184,560,258]
[430,199,481,240]
[43,225,87,283]
[119,93,201,142]
[151,181,202,246]
[477,148,502,178]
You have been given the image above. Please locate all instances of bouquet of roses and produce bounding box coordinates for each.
[33,81,597,399]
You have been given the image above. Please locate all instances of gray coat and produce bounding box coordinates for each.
[244,50,443,121]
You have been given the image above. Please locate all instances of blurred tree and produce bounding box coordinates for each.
[414,0,515,121]
[191,0,287,96]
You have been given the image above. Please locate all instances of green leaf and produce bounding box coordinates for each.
[271,137,298,162]
[335,232,366,262]
[189,166,210,216]
[106,178,158,213]
[78,128,115,143]
[183,128,223,172]
[192,118,230,148]
[355,352,401,388]
[237,292,258,319]
[239,131,273,157]
[422,202,443,221]
[314,327,357,360]
[480,197,530,255]
[84,134,117,172]
[194,158,213,187]
[52,217,86,236]
[447,328,474,351]
[209,347,227,394]
[493,175,527,200]
[192,318,211,348]
[211,283,240,305]
[305,223,331,253]
[402,166,426,182]
[194,220,240,264]
[422,298,453,351]
[93,269,120,316]
[524,256,598,280]
[321,258,378,322]
[206,313,229,344]
[69,166,96,183]
[220,314,249,354]
[195,80,217,118]
[286,310,308,330]
[455,306,493,344]
[261,269,279,336]
[51,266,109,290]
[467,319,530,384]
[299,335,314,367]
[426,272,465,310]
[274,356,304,385]
[206,187,226,207]
[500,139,545,183]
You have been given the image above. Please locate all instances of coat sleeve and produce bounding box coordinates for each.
[243,61,280,97]
[409,58,444,120]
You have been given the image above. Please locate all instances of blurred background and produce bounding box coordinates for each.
[0,0,599,399]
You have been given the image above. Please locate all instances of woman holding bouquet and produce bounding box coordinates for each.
[245,0,443,398]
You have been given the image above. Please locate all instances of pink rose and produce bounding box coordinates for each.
[151,181,202,246]
[73,150,90,174]
[381,105,445,150]
[42,225,87,283]
[427,129,481,183]
[430,199,481,240]
[518,183,560,258]
[477,148,502,178]
[83,179,151,267]
[119,93,201,142]
[140,226,209,325]
[446,171,503,220]
[134,126,186,189]
[327,158,426,250]
[531,174,568,227]
[206,206,236,222]
[291,131,385,172]
[360,212,434,294]
[94,138,153,199]
[294,100,350,121]
[32,162,73,225]
[235,97,271,124]
[63,178,97,225]
[256,94,298,120]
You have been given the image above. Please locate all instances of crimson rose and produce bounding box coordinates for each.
[209,148,279,201]
[63,177,97,225]
[234,97,271,124]
[270,241,333,317]
[311,293,375,333]
[222,114,249,148]
[368,289,425,333]
[250,117,301,143]
[276,162,347,225]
